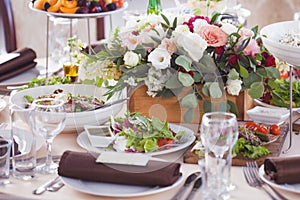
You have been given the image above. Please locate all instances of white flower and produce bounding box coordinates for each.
[172,25,190,40]
[193,19,209,33]
[220,22,238,35]
[123,51,140,67]
[176,32,207,62]
[148,48,171,70]
[124,76,137,86]
[226,79,242,96]
[145,67,171,97]
[120,32,140,50]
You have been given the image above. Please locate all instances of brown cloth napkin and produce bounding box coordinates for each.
[58,151,182,187]
[264,156,300,184]
[0,47,37,81]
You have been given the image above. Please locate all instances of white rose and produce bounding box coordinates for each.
[220,22,238,35]
[193,19,209,33]
[226,79,243,96]
[177,32,207,62]
[123,51,140,67]
[148,48,171,70]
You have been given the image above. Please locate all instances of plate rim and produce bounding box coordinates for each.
[254,99,300,112]
[259,164,300,194]
[60,171,184,197]
[77,123,196,156]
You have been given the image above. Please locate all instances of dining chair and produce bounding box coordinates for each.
[0,0,17,53]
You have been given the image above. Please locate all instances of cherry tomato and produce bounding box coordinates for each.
[244,121,258,130]
[270,124,281,135]
[254,125,269,134]
[280,70,289,80]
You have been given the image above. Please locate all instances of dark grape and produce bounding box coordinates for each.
[43,2,51,11]
[76,6,89,14]
[90,5,102,13]
[77,0,86,7]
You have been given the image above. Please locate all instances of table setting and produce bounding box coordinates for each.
[1,0,300,199]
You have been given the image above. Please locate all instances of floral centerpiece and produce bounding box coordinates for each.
[74,11,279,122]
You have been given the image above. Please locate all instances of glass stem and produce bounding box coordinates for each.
[45,138,54,167]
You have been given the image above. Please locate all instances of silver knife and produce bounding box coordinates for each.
[33,176,60,195]
[171,172,200,200]
[185,177,203,200]
[86,98,129,111]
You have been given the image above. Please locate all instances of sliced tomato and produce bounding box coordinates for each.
[254,125,269,135]
[244,121,258,130]
[157,138,175,149]
[270,124,281,135]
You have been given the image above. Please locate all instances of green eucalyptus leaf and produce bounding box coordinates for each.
[239,65,249,78]
[184,109,194,123]
[209,82,223,98]
[228,68,240,80]
[161,13,170,26]
[181,93,198,108]
[248,82,264,98]
[166,74,182,89]
[265,67,280,78]
[218,102,229,112]
[227,100,239,116]
[243,72,262,88]
[193,71,203,83]
[178,72,194,87]
[202,83,211,96]
[175,55,192,71]
[203,100,213,113]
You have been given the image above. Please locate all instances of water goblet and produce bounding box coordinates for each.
[200,112,238,200]
[30,98,66,174]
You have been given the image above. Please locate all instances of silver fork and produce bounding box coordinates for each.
[247,161,287,200]
[243,163,277,200]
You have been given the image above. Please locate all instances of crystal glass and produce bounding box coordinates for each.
[30,98,66,174]
[200,112,238,199]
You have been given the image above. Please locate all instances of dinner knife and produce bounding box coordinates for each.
[86,98,129,111]
[185,177,202,200]
[171,172,200,200]
[33,176,60,195]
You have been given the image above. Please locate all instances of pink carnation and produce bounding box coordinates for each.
[198,25,228,47]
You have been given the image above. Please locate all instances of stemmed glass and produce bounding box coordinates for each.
[200,112,238,199]
[30,98,66,174]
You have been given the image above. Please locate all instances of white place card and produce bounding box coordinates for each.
[0,53,20,65]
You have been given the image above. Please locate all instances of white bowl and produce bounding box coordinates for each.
[10,84,126,132]
[260,21,300,66]
[246,106,290,125]
[84,125,115,147]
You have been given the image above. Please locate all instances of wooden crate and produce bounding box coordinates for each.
[128,85,254,124]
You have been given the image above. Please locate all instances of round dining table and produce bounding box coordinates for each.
[0,94,300,200]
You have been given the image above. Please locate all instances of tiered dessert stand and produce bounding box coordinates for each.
[29,2,128,77]
[260,20,300,153]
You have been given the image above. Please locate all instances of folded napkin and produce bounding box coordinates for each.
[0,48,37,81]
[58,151,182,187]
[264,156,300,184]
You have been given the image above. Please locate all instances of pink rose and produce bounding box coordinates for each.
[242,38,261,57]
[199,25,228,47]
[158,38,176,55]
[239,27,254,37]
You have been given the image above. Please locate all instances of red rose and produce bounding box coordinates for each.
[215,46,225,55]
[265,54,276,67]
[228,54,238,66]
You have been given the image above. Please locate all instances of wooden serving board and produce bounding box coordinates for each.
[183,122,289,166]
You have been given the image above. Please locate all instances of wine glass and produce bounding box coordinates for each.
[30,98,66,174]
[200,112,238,199]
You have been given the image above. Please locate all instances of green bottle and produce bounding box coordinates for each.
[147,0,162,15]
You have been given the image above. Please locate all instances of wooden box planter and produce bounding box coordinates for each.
[128,85,254,124]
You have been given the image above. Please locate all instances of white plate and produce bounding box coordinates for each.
[29,2,128,19]
[259,164,300,194]
[254,99,300,112]
[77,124,196,156]
[0,99,6,112]
[1,129,43,157]
[60,172,183,197]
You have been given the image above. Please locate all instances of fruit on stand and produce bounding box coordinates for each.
[32,0,121,14]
